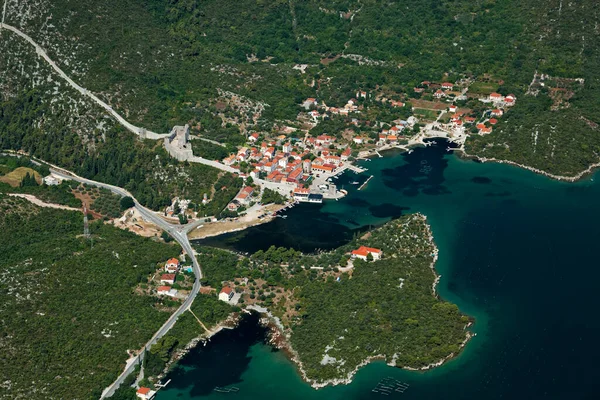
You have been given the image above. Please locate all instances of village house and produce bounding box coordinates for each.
[165,258,180,273]
[449,105,458,113]
[312,164,335,174]
[136,387,156,400]
[341,148,352,161]
[43,175,61,186]
[442,82,454,90]
[491,109,504,117]
[235,186,254,205]
[248,132,259,142]
[160,274,176,285]
[489,92,504,102]
[315,135,334,146]
[353,137,365,144]
[351,246,383,261]
[489,118,498,125]
[390,100,405,107]
[302,98,318,110]
[309,110,321,122]
[227,201,240,212]
[324,155,341,165]
[356,90,368,99]
[479,126,493,134]
[434,89,446,99]
[157,285,178,297]
[219,287,234,302]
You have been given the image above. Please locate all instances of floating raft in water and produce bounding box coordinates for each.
[372,378,410,395]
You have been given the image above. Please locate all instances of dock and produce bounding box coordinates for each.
[358,175,373,191]
[346,163,367,174]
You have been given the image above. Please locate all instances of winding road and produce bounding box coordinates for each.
[45,166,203,399]
[0,20,168,140]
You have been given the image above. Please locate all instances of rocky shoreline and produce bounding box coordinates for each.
[459,150,599,182]
[253,214,474,390]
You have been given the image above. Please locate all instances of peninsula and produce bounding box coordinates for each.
[192,214,472,386]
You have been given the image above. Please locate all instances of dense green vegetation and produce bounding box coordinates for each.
[261,187,287,205]
[4,0,600,177]
[194,214,469,382]
[0,89,239,211]
[289,216,468,381]
[0,195,179,399]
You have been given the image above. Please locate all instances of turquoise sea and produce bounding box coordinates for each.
[159,140,600,400]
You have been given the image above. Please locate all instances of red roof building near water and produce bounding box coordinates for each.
[351,246,383,260]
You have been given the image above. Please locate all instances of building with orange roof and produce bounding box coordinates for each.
[219,287,234,302]
[351,246,383,261]
[136,387,156,400]
[165,258,180,273]
[160,274,176,285]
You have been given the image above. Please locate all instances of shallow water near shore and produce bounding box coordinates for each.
[162,140,600,399]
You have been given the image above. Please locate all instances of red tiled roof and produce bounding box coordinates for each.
[352,246,382,257]
[167,258,179,265]
[137,387,151,395]
[220,287,233,295]
[157,285,171,292]
[489,118,498,125]
[161,274,176,281]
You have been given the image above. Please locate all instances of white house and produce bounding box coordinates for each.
[219,287,234,302]
[165,258,180,273]
[136,387,156,400]
[160,274,176,285]
[157,285,178,297]
[43,175,61,186]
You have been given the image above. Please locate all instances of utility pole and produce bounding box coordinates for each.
[83,203,90,239]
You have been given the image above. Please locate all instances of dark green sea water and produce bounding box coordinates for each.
[159,140,600,400]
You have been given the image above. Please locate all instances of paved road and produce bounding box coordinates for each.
[47,167,203,399]
[0,22,169,140]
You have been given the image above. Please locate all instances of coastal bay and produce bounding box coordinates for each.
[159,140,600,399]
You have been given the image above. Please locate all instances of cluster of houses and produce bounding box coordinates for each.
[445,92,517,136]
[302,96,360,121]
[220,132,354,198]
[157,258,181,298]
[411,81,464,100]
[377,117,418,145]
